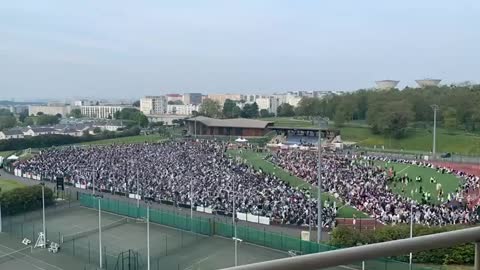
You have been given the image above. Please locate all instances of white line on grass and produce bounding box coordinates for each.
[397,165,411,174]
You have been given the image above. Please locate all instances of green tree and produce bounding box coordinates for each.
[443,107,457,129]
[132,100,140,107]
[240,102,259,118]
[36,115,60,125]
[259,109,272,118]
[70,108,82,118]
[115,108,148,127]
[277,103,295,117]
[199,99,221,118]
[0,109,16,130]
[295,97,322,116]
[24,117,34,126]
[333,108,346,127]
[36,112,44,116]
[18,109,29,122]
[223,99,241,118]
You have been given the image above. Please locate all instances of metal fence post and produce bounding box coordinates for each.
[475,242,480,270]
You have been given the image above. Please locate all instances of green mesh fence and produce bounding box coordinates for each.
[79,193,440,270]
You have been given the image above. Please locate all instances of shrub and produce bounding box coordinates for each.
[330,225,474,265]
[0,185,54,215]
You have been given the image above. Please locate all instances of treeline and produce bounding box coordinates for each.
[0,185,54,215]
[295,85,480,138]
[331,225,474,265]
[0,127,140,151]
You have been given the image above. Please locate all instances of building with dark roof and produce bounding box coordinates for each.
[185,116,273,137]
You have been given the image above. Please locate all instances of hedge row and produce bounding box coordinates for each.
[0,127,140,151]
[330,225,474,265]
[0,185,54,215]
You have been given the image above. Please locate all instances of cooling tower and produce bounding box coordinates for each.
[375,80,400,90]
[415,79,441,87]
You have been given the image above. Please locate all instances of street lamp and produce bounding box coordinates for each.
[0,187,3,233]
[431,105,439,159]
[232,176,239,267]
[409,202,415,270]
[317,117,328,243]
[94,194,104,268]
[40,183,46,249]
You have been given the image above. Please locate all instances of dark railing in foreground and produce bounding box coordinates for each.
[221,226,480,270]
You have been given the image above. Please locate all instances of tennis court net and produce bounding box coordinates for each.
[0,246,32,265]
[61,218,129,243]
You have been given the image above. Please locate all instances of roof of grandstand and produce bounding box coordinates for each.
[185,116,273,129]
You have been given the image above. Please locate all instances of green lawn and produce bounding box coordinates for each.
[80,135,168,145]
[0,150,15,158]
[260,117,480,155]
[376,161,461,204]
[0,178,25,193]
[226,149,367,218]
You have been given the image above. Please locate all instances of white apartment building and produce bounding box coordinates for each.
[140,96,167,115]
[28,105,72,117]
[167,104,199,115]
[80,105,129,119]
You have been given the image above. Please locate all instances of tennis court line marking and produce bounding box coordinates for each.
[0,243,64,270]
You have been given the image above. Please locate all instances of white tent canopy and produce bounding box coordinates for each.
[7,155,19,160]
[235,138,248,142]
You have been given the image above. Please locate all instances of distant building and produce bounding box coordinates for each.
[207,94,246,106]
[166,104,199,115]
[24,127,56,137]
[254,97,271,111]
[0,129,25,140]
[185,116,273,137]
[147,114,187,125]
[140,96,167,115]
[416,79,442,88]
[28,105,72,117]
[183,93,203,105]
[375,80,400,90]
[80,105,130,119]
[166,94,183,103]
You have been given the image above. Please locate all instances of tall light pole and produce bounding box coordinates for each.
[41,183,46,248]
[147,203,151,270]
[317,117,326,243]
[136,178,140,208]
[431,105,439,159]
[233,177,238,267]
[0,187,2,233]
[190,178,194,230]
[94,195,103,268]
[409,202,414,270]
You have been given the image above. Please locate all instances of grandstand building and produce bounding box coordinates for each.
[185,116,273,137]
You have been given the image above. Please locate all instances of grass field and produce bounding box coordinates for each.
[260,117,480,155]
[376,161,461,204]
[0,150,15,158]
[80,134,168,145]
[226,149,367,218]
[0,178,25,193]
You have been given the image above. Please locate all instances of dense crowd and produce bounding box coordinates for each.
[269,150,480,226]
[14,141,336,228]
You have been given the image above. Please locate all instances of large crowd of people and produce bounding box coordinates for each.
[269,151,480,226]
[13,141,336,228]
[12,139,480,228]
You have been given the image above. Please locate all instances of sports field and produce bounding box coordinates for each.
[375,161,461,204]
[0,178,25,193]
[2,205,291,270]
[80,134,168,145]
[227,149,367,218]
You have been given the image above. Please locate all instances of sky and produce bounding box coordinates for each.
[0,0,479,100]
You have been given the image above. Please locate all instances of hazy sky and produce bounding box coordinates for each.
[1,0,479,100]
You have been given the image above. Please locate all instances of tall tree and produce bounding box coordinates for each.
[443,107,457,129]
[199,99,221,118]
[69,108,82,118]
[241,102,259,118]
[277,103,295,117]
[223,99,241,118]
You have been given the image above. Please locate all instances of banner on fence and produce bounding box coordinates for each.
[237,212,247,221]
[204,207,213,214]
[196,206,205,212]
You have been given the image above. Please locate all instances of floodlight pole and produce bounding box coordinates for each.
[431,105,439,159]
[190,178,194,223]
[409,203,414,270]
[41,183,46,248]
[317,118,323,243]
[147,203,151,270]
[94,195,103,268]
[233,177,238,267]
[0,201,2,233]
